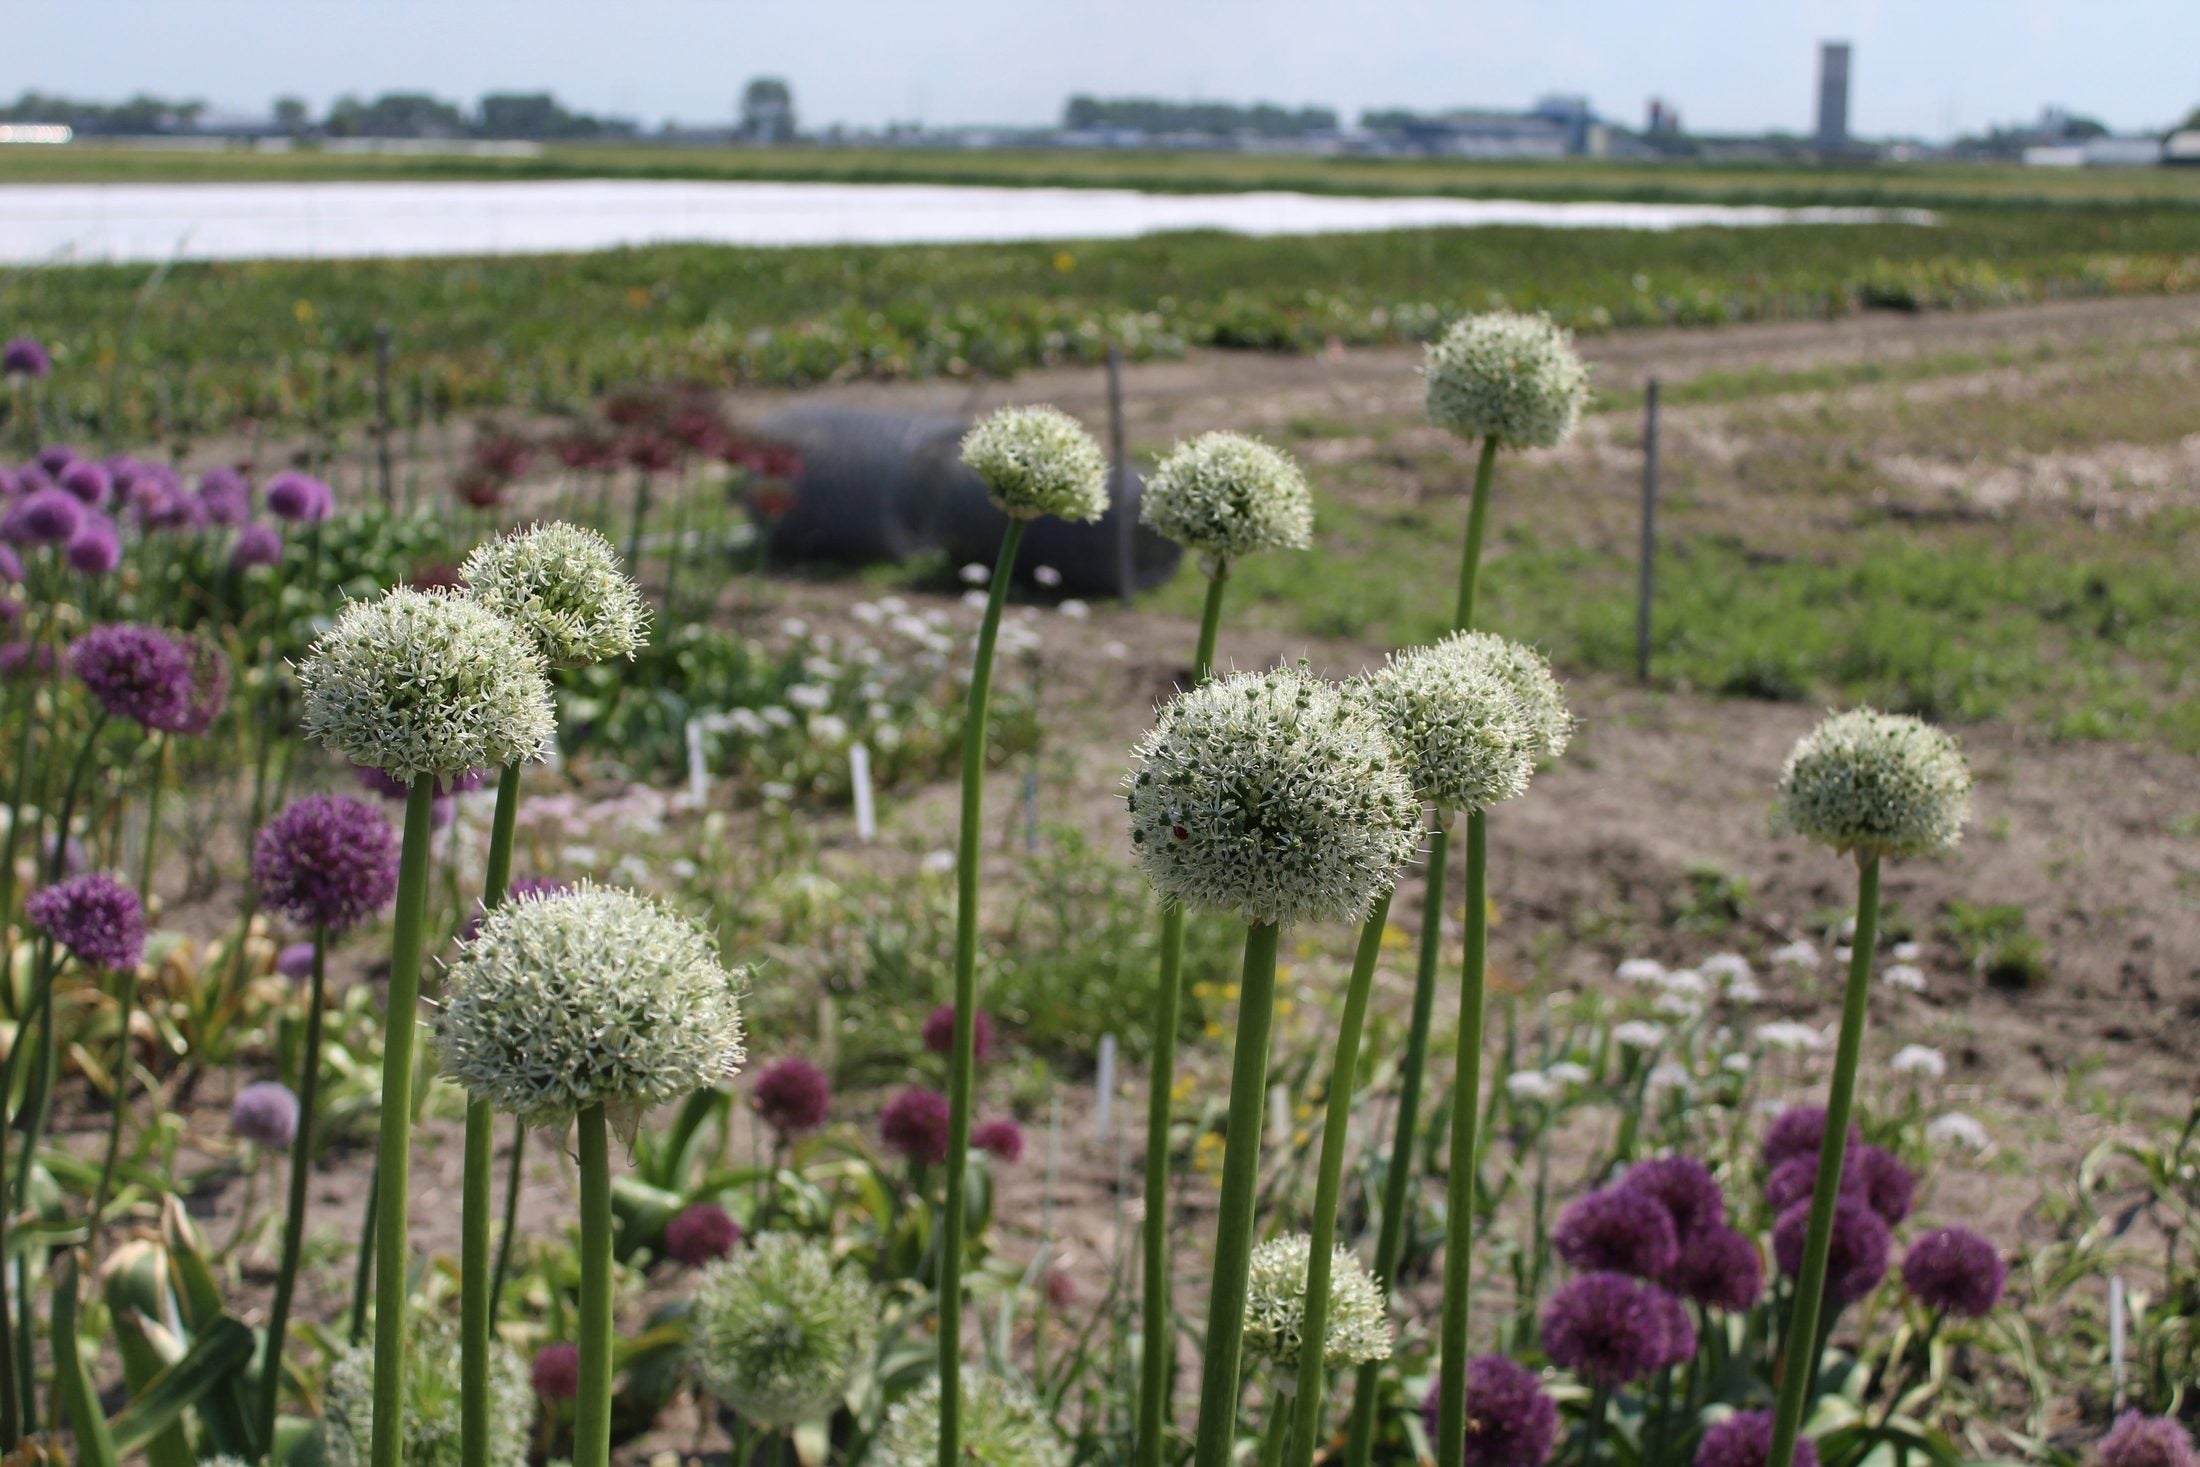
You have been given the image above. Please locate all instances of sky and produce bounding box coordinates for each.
[7,0,2196,141]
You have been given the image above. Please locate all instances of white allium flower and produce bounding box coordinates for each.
[460,521,649,668]
[1881,964,1928,993]
[1654,993,1703,1020]
[1721,1052,1754,1074]
[1656,968,1710,997]
[1361,639,1534,813]
[1033,564,1063,587]
[1059,598,1090,620]
[1507,1070,1560,1102]
[921,850,955,875]
[1893,941,1922,961]
[1545,1061,1592,1088]
[1423,310,1589,449]
[959,562,991,585]
[959,405,1109,522]
[1440,631,1573,765]
[874,1375,1070,1467]
[690,1233,878,1431]
[1701,953,1753,985]
[1617,958,1667,985]
[1754,1021,1828,1053]
[1613,1021,1667,1050]
[1890,1044,1947,1079]
[1776,709,1972,859]
[1926,1112,1991,1152]
[439,882,746,1131]
[1140,431,1314,568]
[323,1315,527,1467]
[1723,976,1766,1004]
[1771,940,1820,969]
[960,590,989,612]
[1647,1062,1694,1097]
[1125,667,1421,928]
[1242,1233,1393,1369]
[298,587,555,783]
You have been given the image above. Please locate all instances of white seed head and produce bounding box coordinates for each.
[689,1233,878,1430]
[323,1315,527,1467]
[873,1374,1070,1467]
[439,882,746,1130]
[1424,310,1589,449]
[461,521,650,668]
[1776,709,1971,859]
[960,405,1110,522]
[1243,1233,1393,1370]
[298,586,555,783]
[1125,667,1421,928]
[1362,639,1536,812]
[1442,631,1573,764]
[1141,431,1314,567]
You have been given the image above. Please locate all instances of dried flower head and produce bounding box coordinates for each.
[1424,311,1589,450]
[461,521,650,668]
[1126,666,1421,928]
[26,872,144,970]
[2098,1412,2200,1467]
[874,1374,1071,1467]
[1242,1232,1393,1369]
[1140,431,1314,568]
[1776,709,1971,859]
[1362,639,1534,813]
[438,882,746,1131]
[1422,1355,1559,1467]
[323,1314,528,1467]
[253,794,399,934]
[1901,1227,2006,1319]
[959,405,1109,522]
[751,1056,832,1137]
[689,1233,879,1431]
[1695,1409,1820,1467]
[231,1081,300,1148]
[298,587,555,784]
[1540,1272,1674,1389]
[1553,1185,1681,1280]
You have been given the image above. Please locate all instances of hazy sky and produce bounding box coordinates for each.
[8,1,2195,140]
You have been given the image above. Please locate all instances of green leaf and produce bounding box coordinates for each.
[110,1315,258,1456]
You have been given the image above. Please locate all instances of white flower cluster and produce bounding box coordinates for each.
[1126,667,1422,928]
[1444,631,1574,764]
[959,404,1110,522]
[322,1315,528,1467]
[1777,708,1972,859]
[689,1233,879,1430]
[1242,1233,1393,1369]
[1423,310,1590,450]
[299,587,555,783]
[873,1374,1070,1467]
[1362,638,1534,814]
[1141,431,1314,568]
[439,882,746,1130]
[461,521,650,668]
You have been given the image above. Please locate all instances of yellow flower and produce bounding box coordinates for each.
[293,299,316,324]
[1053,250,1076,273]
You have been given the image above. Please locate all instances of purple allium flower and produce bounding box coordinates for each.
[1901,1227,2005,1318]
[1761,1105,1863,1172]
[1043,1266,1080,1309]
[0,545,20,583]
[1622,1155,1726,1241]
[2,337,51,379]
[922,1002,994,1062]
[70,623,194,729]
[1422,1355,1559,1467]
[664,1202,742,1266]
[26,872,145,970]
[0,596,18,633]
[1856,1145,1915,1224]
[1553,1184,1680,1280]
[195,467,253,526]
[1695,1410,1820,1467]
[2098,1412,2200,1467]
[0,642,55,682]
[880,1086,952,1166]
[35,446,75,476]
[1773,1196,1891,1308]
[974,1117,1026,1163]
[1667,1225,1764,1313]
[1764,1153,1866,1216]
[1540,1272,1673,1388]
[154,638,230,736]
[3,486,86,546]
[751,1055,832,1137]
[265,471,333,523]
[276,941,318,980]
[65,516,121,575]
[57,461,112,509]
[230,523,284,570]
[231,1080,300,1148]
[1653,1288,1698,1369]
[252,795,400,935]
[531,1342,581,1403]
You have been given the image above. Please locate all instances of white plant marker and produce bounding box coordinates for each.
[2110,1274,2127,1408]
[1269,1083,1290,1146]
[684,717,710,807]
[1095,1033,1118,1143]
[849,742,877,841]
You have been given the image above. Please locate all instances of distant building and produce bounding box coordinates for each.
[740,78,797,144]
[1646,98,1682,136]
[2168,131,2200,166]
[1815,41,1851,152]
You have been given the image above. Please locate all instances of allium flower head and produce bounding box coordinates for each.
[231,1080,300,1147]
[1667,1225,1764,1313]
[880,1086,952,1165]
[1242,1232,1393,1369]
[0,545,20,583]
[253,794,399,934]
[530,1342,580,1403]
[277,942,318,980]
[231,523,284,570]
[1761,1104,1863,1171]
[959,405,1109,522]
[2098,1412,2200,1467]
[1125,666,1421,928]
[665,1201,742,1266]
[1424,311,1589,450]
[1776,709,1971,859]
[298,587,555,784]
[974,1116,1026,1163]
[439,882,746,1131]
[2,337,51,379]
[1856,1144,1916,1224]
[26,872,144,970]
[1362,638,1534,813]
[751,1056,832,1136]
[1773,1196,1891,1308]
[1446,631,1573,763]
[689,1233,879,1431]
[4,486,86,546]
[1622,1155,1727,1242]
[1901,1227,2005,1318]
[57,460,112,508]
[1422,1355,1559,1467]
[874,1374,1071,1467]
[922,1002,993,1061]
[1140,431,1314,568]
[265,471,333,523]
[196,467,253,526]
[1696,1409,1820,1467]
[322,1314,528,1467]
[1540,1272,1673,1389]
[66,516,120,574]
[461,521,649,668]
[1553,1185,1680,1279]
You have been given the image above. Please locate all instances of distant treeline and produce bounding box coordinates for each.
[1061,96,1340,137]
[0,88,637,140]
[0,91,206,135]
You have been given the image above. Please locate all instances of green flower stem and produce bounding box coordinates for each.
[1257,1396,1292,1467]
[488,1119,526,1321]
[464,762,522,1467]
[44,708,112,881]
[89,961,141,1226]
[348,1157,379,1346]
[1452,438,1500,630]
[1133,558,1230,1467]
[938,517,1025,1467]
[574,1102,615,1467]
[135,735,166,905]
[1190,920,1283,1467]
[1766,852,1880,1467]
[1285,891,1393,1467]
[368,777,439,1467]
[1342,818,1450,1467]
[1433,808,1491,1467]
[258,925,329,1452]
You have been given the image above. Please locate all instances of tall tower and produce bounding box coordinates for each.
[1816,41,1852,152]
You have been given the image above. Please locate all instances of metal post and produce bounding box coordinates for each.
[1635,378,1661,685]
[1107,344,1133,604]
[373,324,395,511]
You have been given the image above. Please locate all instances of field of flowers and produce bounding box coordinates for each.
[0,292,2194,1467]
